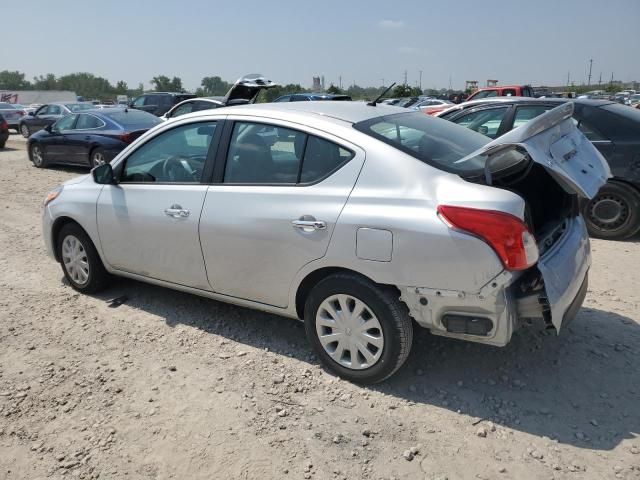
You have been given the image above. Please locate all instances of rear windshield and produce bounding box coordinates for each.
[354,112,491,173]
[601,103,640,123]
[66,103,94,112]
[104,110,162,127]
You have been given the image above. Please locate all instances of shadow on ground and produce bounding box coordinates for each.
[83,276,640,452]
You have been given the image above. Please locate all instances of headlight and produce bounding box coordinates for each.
[44,186,63,206]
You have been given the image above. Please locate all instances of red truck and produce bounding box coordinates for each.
[466,85,534,101]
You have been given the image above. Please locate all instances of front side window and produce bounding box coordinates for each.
[224,122,353,184]
[513,105,553,129]
[132,96,146,107]
[452,107,509,138]
[52,114,77,131]
[35,105,49,116]
[75,114,104,129]
[502,89,517,96]
[121,122,217,183]
[143,96,160,106]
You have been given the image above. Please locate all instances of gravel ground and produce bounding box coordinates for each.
[1,132,639,480]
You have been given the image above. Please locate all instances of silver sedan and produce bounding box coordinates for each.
[41,101,609,383]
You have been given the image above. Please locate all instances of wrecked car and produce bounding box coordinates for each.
[41,101,609,383]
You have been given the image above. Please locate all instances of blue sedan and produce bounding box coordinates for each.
[27,108,161,169]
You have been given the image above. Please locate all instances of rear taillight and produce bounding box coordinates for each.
[437,205,539,271]
[1,120,8,130]
[118,133,132,143]
[17,110,25,116]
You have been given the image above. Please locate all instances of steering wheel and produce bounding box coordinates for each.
[161,155,197,182]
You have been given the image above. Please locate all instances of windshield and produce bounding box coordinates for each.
[354,112,493,173]
[104,110,162,128]
[66,103,94,112]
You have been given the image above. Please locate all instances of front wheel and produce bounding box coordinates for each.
[584,182,640,240]
[20,124,30,138]
[57,223,110,293]
[304,273,413,384]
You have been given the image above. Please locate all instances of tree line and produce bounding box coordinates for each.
[0,69,425,102]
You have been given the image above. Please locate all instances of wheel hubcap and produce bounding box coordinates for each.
[62,235,90,285]
[93,152,105,166]
[316,294,384,370]
[21,125,29,137]
[32,146,42,165]
[589,194,628,230]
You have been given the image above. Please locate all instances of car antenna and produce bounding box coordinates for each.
[367,82,396,106]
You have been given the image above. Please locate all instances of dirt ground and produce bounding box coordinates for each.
[0,131,639,480]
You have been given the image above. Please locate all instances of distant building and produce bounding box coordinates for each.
[312,76,321,91]
[465,80,478,91]
[486,79,499,87]
[0,90,77,104]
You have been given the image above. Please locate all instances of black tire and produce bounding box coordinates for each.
[0,141,5,149]
[57,223,110,293]
[90,147,107,168]
[30,143,47,168]
[20,123,30,138]
[583,181,640,240]
[304,273,413,384]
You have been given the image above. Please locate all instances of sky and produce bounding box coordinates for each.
[2,0,639,92]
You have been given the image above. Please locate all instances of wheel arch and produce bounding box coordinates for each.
[294,266,393,320]
[51,216,89,262]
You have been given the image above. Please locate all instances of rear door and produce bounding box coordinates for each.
[96,120,222,289]
[68,113,107,163]
[199,119,364,307]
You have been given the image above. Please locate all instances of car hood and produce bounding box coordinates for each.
[223,74,278,105]
[455,102,611,199]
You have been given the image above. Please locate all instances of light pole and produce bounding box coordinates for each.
[587,59,593,86]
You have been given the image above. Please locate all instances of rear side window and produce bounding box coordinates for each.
[76,114,104,129]
[451,106,509,138]
[354,112,489,174]
[513,105,553,128]
[224,122,353,184]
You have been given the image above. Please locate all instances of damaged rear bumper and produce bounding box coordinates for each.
[399,216,591,347]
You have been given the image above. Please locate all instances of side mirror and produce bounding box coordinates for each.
[28,111,35,116]
[92,163,116,184]
[44,124,53,133]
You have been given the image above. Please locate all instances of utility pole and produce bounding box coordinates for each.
[567,71,570,86]
[598,72,602,86]
[403,70,408,86]
[587,59,593,86]
[449,75,452,91]
[381,78,384,87]
[419,70,423,91]
[610,72,614,86]
[339,76,342,89]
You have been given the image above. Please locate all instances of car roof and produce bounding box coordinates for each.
[441,96,615,113]
[176,101,407,125]
[142,92,195,96]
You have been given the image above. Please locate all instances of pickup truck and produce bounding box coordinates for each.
[467,85,534,101]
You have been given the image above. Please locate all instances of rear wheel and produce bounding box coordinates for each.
[90,148,106,167]
[30,143,46,168]
[20,124,30,138]
[57,223,110,293]
[584,182,640,240]
[304,273,413,384]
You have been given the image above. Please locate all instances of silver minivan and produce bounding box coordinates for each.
[42,101,609,383]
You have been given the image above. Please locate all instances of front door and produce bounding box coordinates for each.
[96,120,221,289]
[44,114,78,163]
[199,120,364,307]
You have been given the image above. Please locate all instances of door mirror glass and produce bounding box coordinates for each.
[44,124,53,133]
[92,163,115,184]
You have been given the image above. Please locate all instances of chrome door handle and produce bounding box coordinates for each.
[291,220,326,230]
[164,205,190,218]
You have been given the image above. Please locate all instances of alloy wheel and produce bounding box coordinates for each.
[92,151,105,167]
[31,145,43,166]
[21,124,30,138]
[62,235,90,286]
[315,294,384,370]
